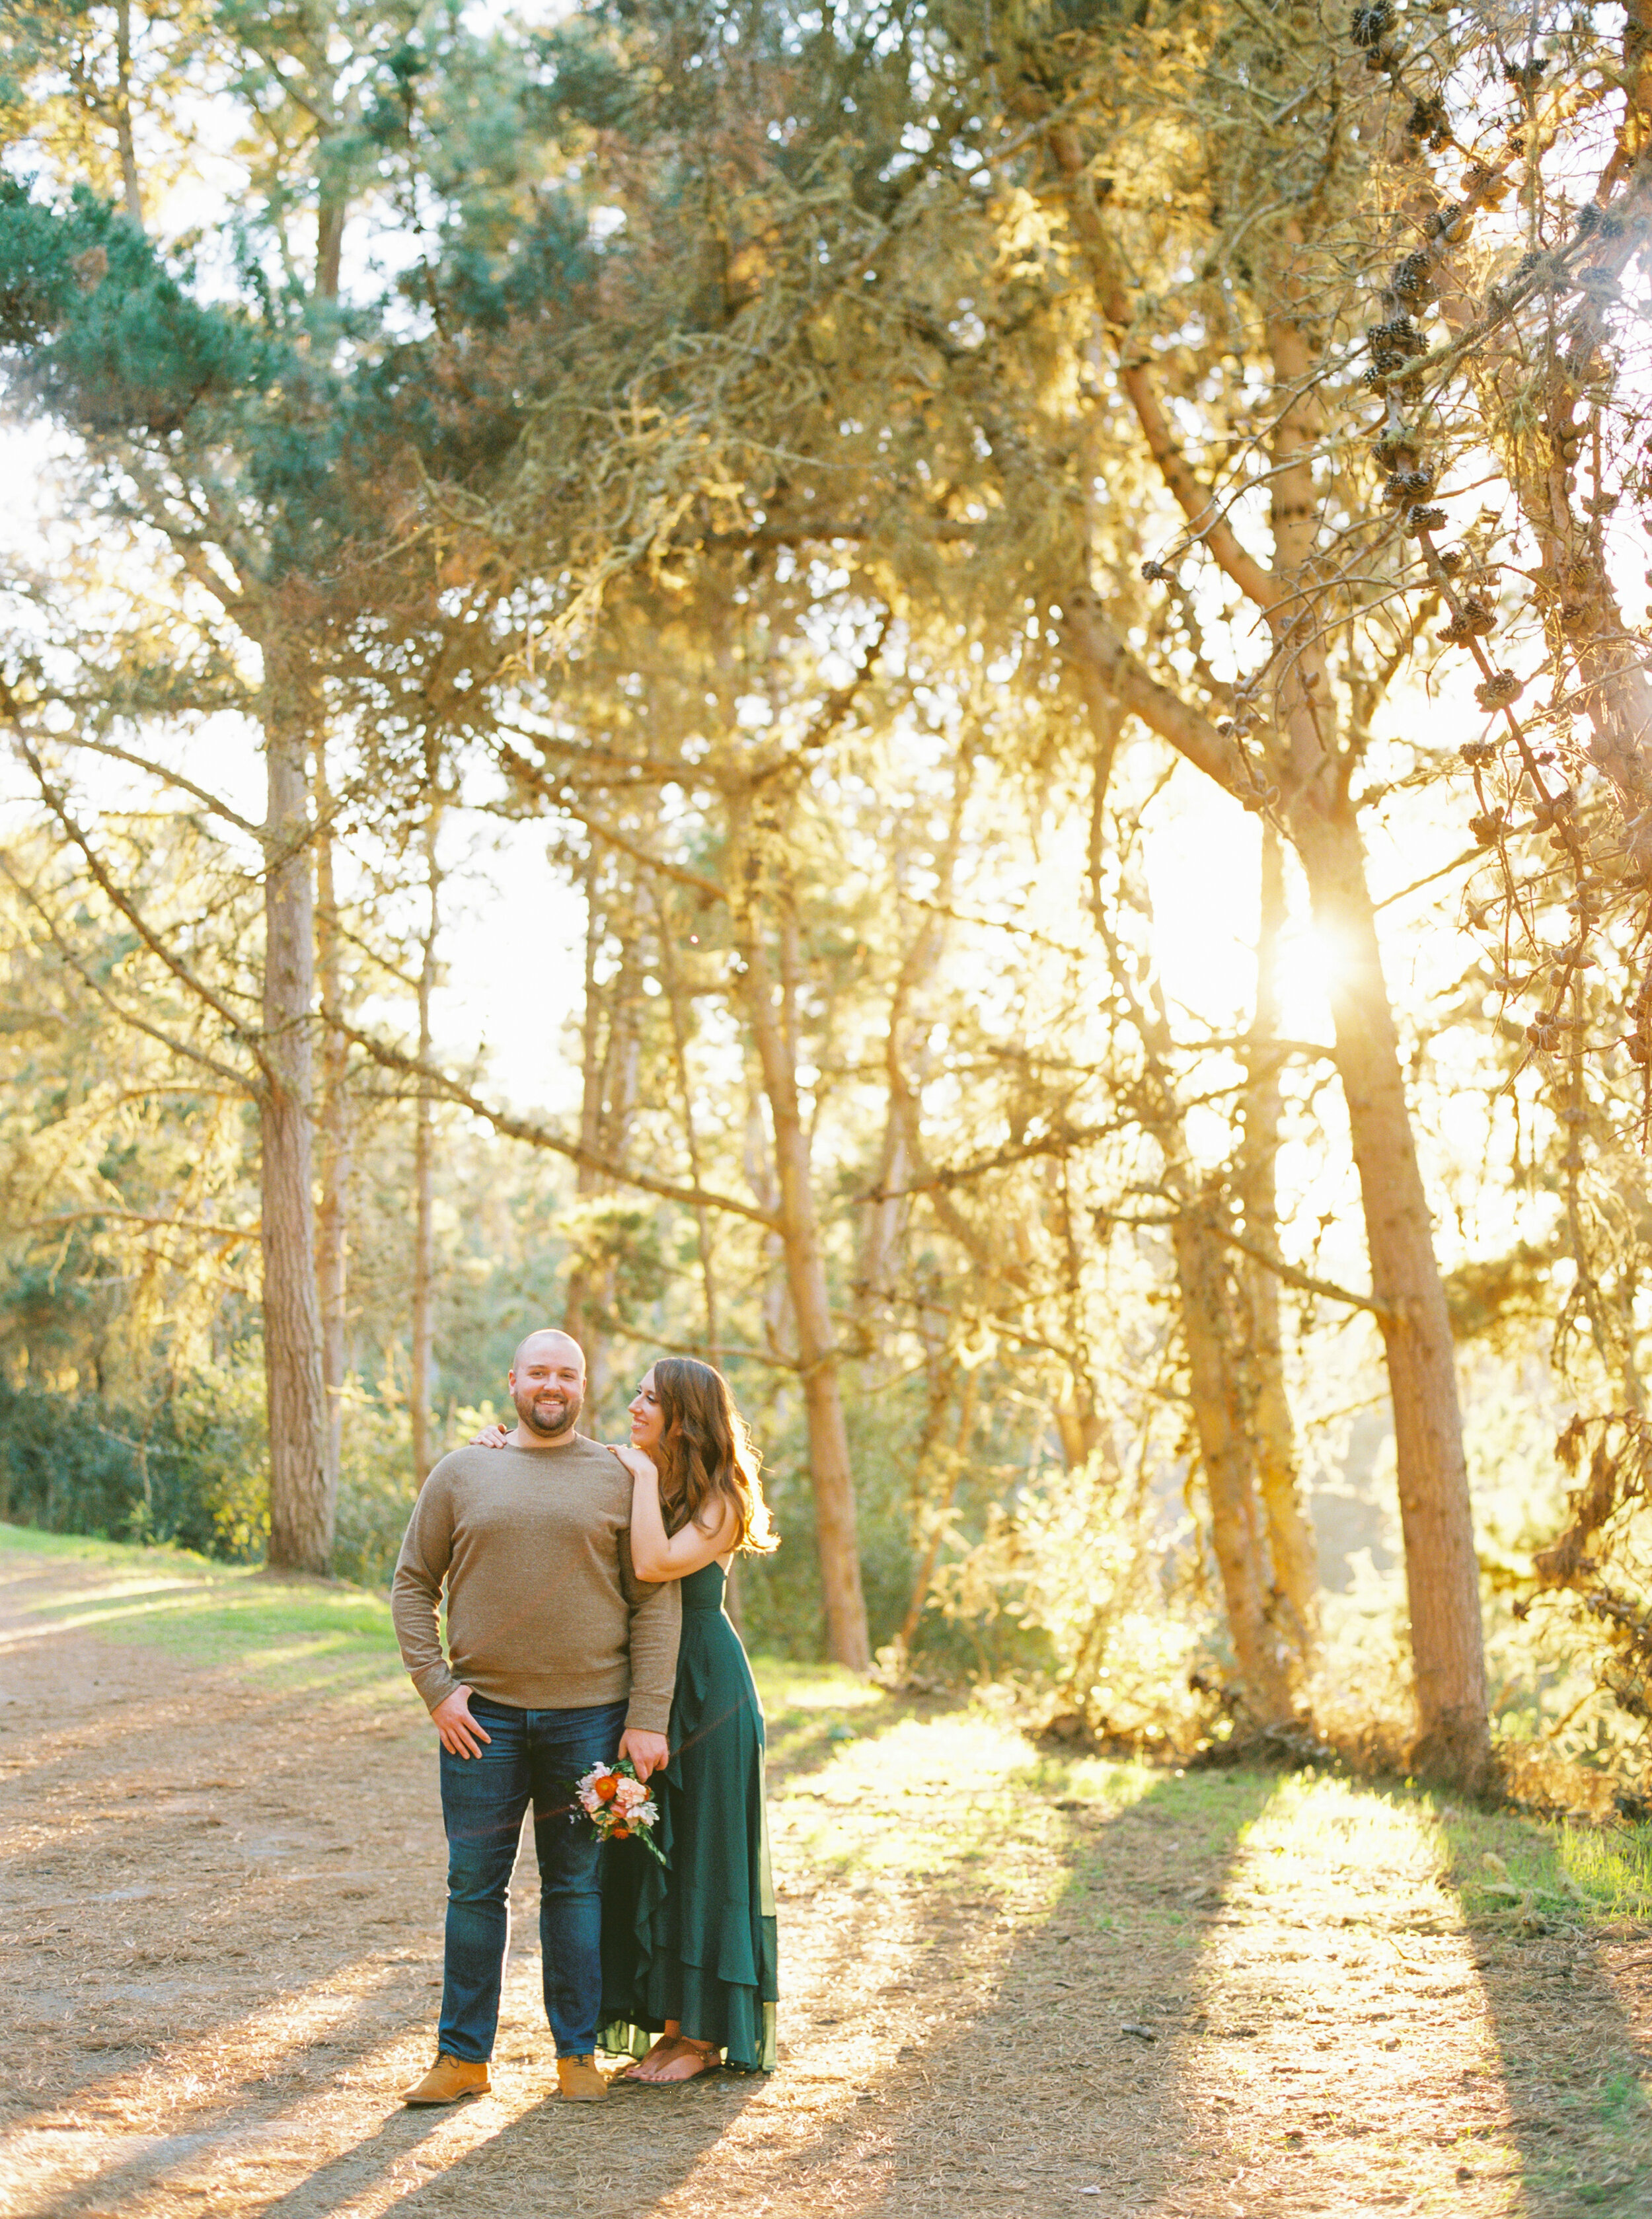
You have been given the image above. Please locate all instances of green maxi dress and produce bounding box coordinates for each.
[599,1560,778,2072]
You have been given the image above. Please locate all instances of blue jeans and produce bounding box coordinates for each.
[437,1694,628,2062]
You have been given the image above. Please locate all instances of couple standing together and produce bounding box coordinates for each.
[389,1328,778,2103]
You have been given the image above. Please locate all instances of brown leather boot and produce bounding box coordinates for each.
[402,2052,491,2106]
[556,2053,608,2102]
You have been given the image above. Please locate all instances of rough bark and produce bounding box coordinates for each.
[734,877,869,1671]
[1055,146,1491,1782]
[1273,292,1487,1783]
[410,795,441,1487]
[654,882,720,1359]
[113,0,143,231]
[1287,798,1488,1780]
[1069,611,1485,1764]
[563,870,643,1413]
[1172,1207,1296,1727]
[1239,828,1318,1674]
[891,1363,978,1665]
[313,750,350,1497]
[1087,823,1296,1721]
[562,879,607,1371]
[259,653,330,1574]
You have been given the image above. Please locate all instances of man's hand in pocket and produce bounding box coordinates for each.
[432,1686,492,1758]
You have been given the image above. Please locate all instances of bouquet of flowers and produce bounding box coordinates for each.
[574,1757,667,1867]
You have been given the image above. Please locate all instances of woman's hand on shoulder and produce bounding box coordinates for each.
[609,1443,658,1482]
[469,1423,509,1448]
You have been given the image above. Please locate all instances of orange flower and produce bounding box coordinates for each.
[611,1823,632,1838]
[593,1775,620,1804]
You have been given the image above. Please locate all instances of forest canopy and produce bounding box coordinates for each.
[5,0,1652,1795]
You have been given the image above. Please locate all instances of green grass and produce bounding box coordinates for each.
[11,1522,1652,1937]
[1,1521,407,1696]
[1434,1789,1652,1929]
[751,1655,902,1776]
[0,1525,909,1726]
[0,1522,217,1569]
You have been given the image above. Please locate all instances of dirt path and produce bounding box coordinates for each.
[2,1534,1650,2218]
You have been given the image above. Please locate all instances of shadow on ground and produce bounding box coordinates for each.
[1445,1826,1652,2215]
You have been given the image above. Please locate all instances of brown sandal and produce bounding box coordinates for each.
[629,2038,723,2086]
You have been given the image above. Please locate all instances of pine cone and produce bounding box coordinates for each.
[1407,95,1449,141]
[1351,1,1394,47]
[1474,671,1522,708]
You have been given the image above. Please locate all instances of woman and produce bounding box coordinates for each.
[601,1356,779,2083]
[472,1355,778,2084]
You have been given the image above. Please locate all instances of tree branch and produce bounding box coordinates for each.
[1210,1220,1396,1322]
[1063,593,1259,798]
[332,1018,781,1230]
[17,1210,257,1243]
[494,723,700,789]
[7,726,268,1079]
[51,730,262,836]
[865,1115,1129,1200]
[578,1304,804,1371]
[1048,128,1277,612]
[0,849,254,1093]
[493,739,728,904]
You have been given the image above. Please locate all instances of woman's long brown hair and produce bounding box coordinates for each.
[649,1357,778,1554]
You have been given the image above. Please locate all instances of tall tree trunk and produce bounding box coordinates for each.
[1089,841,1294,1720]
[734,894,869,1671]
[1267,287,1488,1782]
[892,1362,978,1665]
[260,656,329,1573]
[1240,827,1318,1674]
[1171,1205,1296,1727]
[1287,798,1487,1780]
[313,747,350,1499]
[856,1103,906,1335]
[113,0,143,231]
[563,871,607,1370]
[1058,164,1491,1778]
[316,192,345,302]
[410,789,441,1487]
[654,886,720,1359]
[860,758,971,1355]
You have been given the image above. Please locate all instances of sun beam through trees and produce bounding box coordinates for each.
[5,0,1652,1808]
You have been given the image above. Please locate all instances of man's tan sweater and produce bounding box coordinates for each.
[391,1437,681,1733]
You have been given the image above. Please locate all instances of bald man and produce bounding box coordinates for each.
[391,1328,680,2107]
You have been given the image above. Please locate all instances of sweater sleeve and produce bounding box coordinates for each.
[391,1466,459,1712]
[619,1533,682,1735]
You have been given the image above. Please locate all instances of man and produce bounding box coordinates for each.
[391,1328,679,2106]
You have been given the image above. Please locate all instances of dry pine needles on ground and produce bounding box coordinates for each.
[1,1532,1649,2218]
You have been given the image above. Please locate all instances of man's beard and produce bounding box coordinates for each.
[515,1384,583,1437]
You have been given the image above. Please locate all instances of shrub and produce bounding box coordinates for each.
[0,1360,268,1558]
